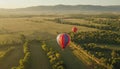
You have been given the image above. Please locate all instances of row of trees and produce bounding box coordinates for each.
[0,34,26,47]
[52,13,120,31]
[71,43,107,69]
[80,43,120,69]
[0,47,15,60]
[53,18,119,31]
[70,31,120,45]
[41,42,65,69]
[85,18,120,31]
[0,39,23,46]
[68,14,120,19]
[11,41,31,69]
[70,30,120,69]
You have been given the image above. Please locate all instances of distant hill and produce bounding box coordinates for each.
[0,5,120,14]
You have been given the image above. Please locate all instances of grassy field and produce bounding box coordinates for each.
[63,18,107,27]
[29,42,51,69]
[0,14,119,69]
[0,45,23,69]
[0,16,97,69]
[46,39,88,69]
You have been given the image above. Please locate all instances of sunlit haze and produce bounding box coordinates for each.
[0,0,120,9]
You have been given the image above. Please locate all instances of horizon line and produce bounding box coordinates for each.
[0,4,120,9]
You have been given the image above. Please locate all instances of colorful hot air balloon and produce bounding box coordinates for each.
[57,33,70,49]
[72,27,78,33]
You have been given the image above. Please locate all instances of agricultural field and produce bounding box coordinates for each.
[0,14,119,69]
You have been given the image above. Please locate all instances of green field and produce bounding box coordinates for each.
[0,14,119,69]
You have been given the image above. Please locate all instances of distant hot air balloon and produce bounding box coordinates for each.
[72,27,78,33]
[57,33,71,49]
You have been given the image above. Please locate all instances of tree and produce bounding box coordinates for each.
[55,53,60,59]
[57,66,64,69]
[111,50,117,59]
[20,34,26,43]
[112,58,120,69]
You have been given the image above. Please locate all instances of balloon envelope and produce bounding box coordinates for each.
[72,27,78,32]
[56,33,70,49]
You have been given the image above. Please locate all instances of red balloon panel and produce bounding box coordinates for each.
[57,33,70,49]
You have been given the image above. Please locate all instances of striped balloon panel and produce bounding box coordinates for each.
[57,33,70,49]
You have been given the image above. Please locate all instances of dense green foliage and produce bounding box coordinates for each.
[52,14,120,31]
[70,31,120,45]
[53,18,116,31]
[70,31,120,69]
[80,43,120,69]
[85,18,120,31]
[41,42,65,69]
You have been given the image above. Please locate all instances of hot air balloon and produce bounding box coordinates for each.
[72,27,78,33]
[57,33,70,49]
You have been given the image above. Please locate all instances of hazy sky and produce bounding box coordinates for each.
[0,0,120,9]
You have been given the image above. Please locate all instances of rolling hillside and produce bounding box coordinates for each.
[0,5,120,14]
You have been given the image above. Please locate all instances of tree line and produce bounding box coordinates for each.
[53,18,119,31]
[11,41,31,69]
[70,31,120,45]
[41,42,65,69]
[79,43,120,69]
[70,31,120,69]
